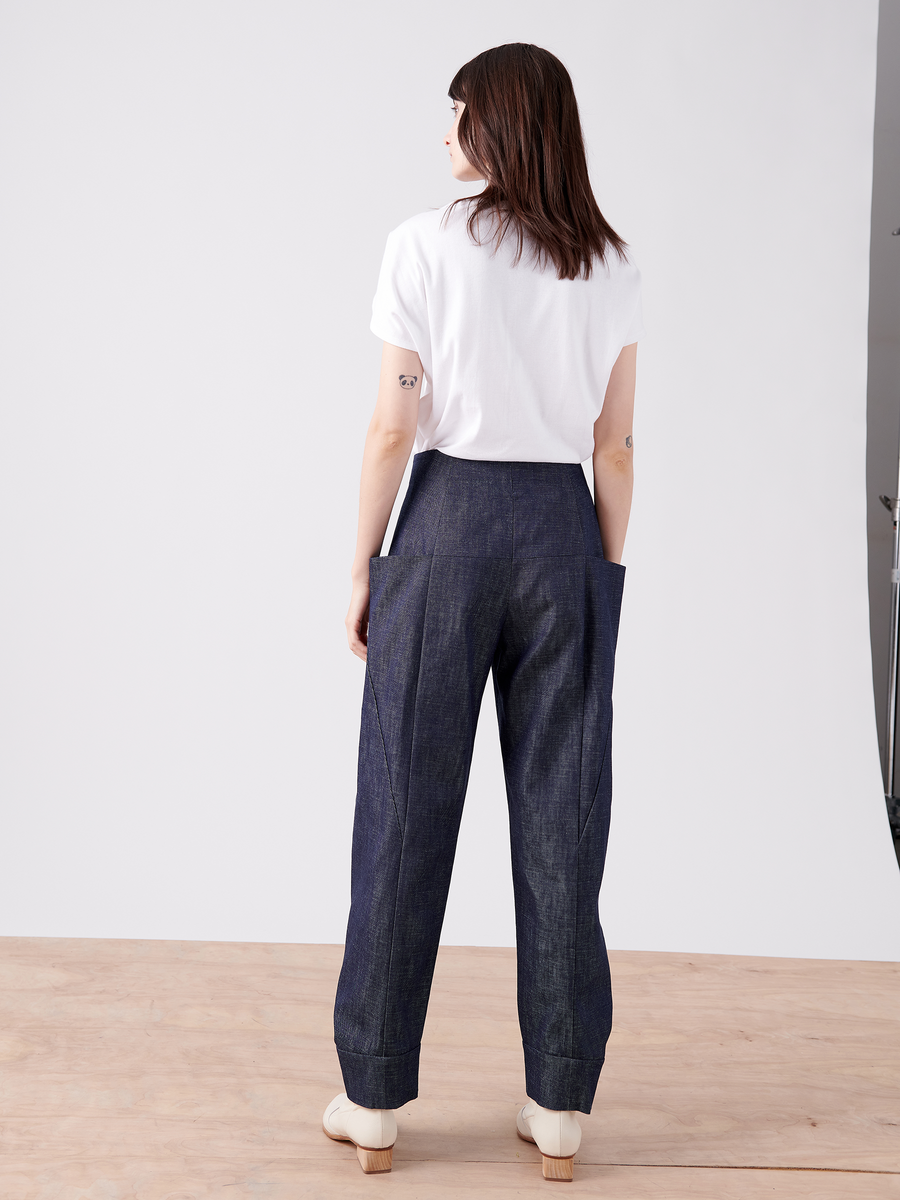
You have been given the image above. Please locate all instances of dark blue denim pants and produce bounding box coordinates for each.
[334,449,625,1115]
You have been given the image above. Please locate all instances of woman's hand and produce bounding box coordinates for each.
[345,569,371,662]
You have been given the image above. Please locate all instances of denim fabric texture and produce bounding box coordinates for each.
[333,449,626,1114]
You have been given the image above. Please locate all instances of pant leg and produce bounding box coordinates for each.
[492,553,626,1114]
[334,551,508,1109]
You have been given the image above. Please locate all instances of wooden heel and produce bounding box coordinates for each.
[356,1144,393,1173]
[541,1153,574,1182]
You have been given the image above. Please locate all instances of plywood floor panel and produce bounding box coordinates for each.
[0,937,897,1194]
[0,1161,898,1200]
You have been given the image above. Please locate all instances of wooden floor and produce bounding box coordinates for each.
[0,939,898,1198]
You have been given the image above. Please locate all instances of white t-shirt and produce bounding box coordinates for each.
[370,199,645,464]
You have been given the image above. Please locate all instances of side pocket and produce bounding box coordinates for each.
[366,554,433,661]
[600,558,626,645]
[363,555,435,835]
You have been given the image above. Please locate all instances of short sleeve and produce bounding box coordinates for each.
[370,226,426,353]
[621,289,645,347]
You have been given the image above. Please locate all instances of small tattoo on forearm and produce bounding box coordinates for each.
[399,375,418,389]
[625,435,633,448]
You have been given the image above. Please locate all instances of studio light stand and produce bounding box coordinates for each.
[879,485,900,835]
[880,224,900,847]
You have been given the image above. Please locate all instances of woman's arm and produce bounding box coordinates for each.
[592,341,637,564]
[345,341,423,661]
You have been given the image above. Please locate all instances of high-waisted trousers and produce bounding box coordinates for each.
[333,448,626,1115]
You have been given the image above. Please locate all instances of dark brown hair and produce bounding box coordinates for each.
[445,43,627,281]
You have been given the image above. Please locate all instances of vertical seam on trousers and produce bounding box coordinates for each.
[365,666,403,841]
[561,465,588,558]
[577,723,611,846]
[496,464,514,734]
[379,458,454,1054]
[563,468,588,1060]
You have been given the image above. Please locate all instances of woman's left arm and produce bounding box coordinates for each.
[345,342,423,661]
[592,341,637,564]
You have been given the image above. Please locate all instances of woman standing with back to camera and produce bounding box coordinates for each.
[323,43,644,1184]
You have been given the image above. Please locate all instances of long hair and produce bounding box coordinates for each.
[444,43,627,281]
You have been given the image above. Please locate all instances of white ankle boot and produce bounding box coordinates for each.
[516,1099,582,1182]
[323,1092,397,1173]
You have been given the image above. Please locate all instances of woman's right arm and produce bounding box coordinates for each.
[345,341,423,661]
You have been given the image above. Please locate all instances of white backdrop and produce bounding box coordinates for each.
[1,0,898,960]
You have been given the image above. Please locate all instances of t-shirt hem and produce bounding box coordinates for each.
[419,445,588,465]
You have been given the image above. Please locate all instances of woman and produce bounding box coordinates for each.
[323,42,643,1183]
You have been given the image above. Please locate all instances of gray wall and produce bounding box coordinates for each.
[1,0,898,958]
[868,0,900,804]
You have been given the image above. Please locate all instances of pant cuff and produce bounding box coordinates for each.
[336,1043,420,1109]
[523,1043,604,1115]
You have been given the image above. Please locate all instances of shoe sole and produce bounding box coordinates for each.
[323,1124,394,1173]
[517,1127,576,1182]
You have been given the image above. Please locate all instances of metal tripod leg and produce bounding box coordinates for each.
[879,474,900,860]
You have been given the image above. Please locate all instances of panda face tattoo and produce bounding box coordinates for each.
[399,375,418,390]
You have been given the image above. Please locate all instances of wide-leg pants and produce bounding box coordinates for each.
[333,449,626,1115]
